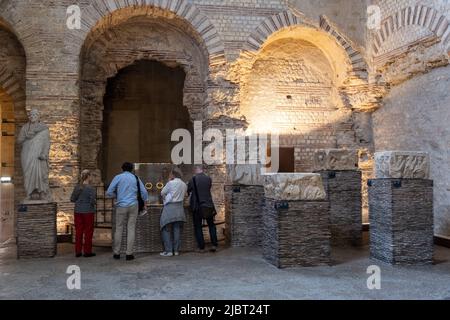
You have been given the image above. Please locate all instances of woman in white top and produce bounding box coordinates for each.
[160,168,188,257]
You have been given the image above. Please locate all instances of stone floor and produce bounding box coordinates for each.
[0,243,450,300]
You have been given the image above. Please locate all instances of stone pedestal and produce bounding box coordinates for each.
[368,179,434,265]
[318,170,362,246]
[225,185,264,247]
[262,173,330,268]
[263,198,331,268]
[113,205,195,254]
[16,202,57,259]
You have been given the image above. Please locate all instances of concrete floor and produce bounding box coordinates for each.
[0,243,450,300]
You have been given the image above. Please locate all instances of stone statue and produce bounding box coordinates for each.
[17,109,51,201]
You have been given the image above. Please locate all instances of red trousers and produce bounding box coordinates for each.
[74,213,94,255]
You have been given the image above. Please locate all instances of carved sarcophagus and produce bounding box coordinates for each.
[374,151,430,179]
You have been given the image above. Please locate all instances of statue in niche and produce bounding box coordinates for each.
[17,109,51,202]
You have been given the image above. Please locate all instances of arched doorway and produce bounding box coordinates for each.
[79,17,209,183]
[0,24,26,247]
[0,89,15,244]
[79,11,211,241]
[241,37,342,172]
[102,60,192,183]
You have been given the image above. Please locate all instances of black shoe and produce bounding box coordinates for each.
[209,246,218,253]
[84,253,96,258]
[75,253,82,258]
[113,254,120,260]
[126,255,135,261]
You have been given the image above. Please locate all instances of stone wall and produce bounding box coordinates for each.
[286,0,369,47]
[373,65,450,237]
[239,38,340,171]
[0,0,448,239]
[369,0,450,237]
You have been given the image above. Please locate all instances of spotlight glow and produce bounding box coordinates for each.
[0,176,12,183]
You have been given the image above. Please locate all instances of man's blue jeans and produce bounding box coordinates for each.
[161,222,183,253]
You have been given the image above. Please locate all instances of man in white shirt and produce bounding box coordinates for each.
[159,168,188,256]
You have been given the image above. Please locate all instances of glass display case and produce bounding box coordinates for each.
[134,163,193,205]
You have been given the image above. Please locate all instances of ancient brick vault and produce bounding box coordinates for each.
[0,0,449,243]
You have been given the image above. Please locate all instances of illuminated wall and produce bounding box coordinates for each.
[240,37,358,172]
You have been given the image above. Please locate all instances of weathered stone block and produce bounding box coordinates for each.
[16,202,57,259]
[262,173,326,201]
[319,170,362,246]
[227,164,264,186]
[313,149,359,171]
[374,151,430,179]
[263,198,331,268]
[225,185,264,247]
[369,179,434,265]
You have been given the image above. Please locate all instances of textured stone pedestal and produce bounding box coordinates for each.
[225,185,264,247]
[16,202,57,259]
[113,205,195,254]
[368,179,434,265]
[318,170,362,246]
[263,198,331,268]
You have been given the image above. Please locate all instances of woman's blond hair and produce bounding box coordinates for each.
[80,169,91,184]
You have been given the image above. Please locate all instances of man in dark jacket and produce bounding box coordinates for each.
[187,165,218,252]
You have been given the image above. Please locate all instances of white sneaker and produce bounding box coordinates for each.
[174,252,180,256]
[160,252,173,257]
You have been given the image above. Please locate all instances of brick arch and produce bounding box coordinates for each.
[0,14,29,57]
[0,70,25,111]
[79,17,209,181]
[243,11,368,81]
[80,0,225,62]
[372,5,450,55]
[0,20,26,107]
[0,24,27,129]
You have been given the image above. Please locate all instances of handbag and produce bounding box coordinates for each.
[192,176,216,220]
[134,174,145,213]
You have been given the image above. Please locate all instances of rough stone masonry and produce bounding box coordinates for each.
[0,0,449,243]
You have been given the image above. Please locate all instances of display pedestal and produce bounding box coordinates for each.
[16,202,57,259]
[368,179,434,265]
[113,205,196,254]
[263,198,331,268]
[225,185,264,247]
[318,170,362,246]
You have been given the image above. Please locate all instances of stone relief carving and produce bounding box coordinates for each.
[375,151,430,179]
[313,149,359,171]
[228,164,264,186]
[262,173,326,201]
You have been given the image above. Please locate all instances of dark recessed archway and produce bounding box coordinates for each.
[0,24,26,245]
[102,60,192,183]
